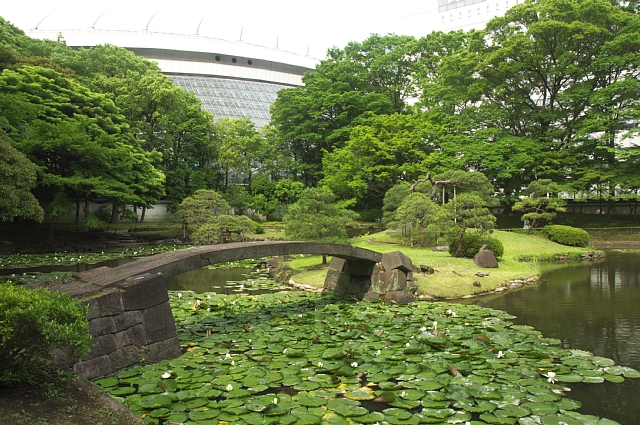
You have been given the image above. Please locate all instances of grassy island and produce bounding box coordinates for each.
[286,229,598,299]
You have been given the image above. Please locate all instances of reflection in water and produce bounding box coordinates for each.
[165,266,290,295]
[459,251,640,425]
[0,257,134,276]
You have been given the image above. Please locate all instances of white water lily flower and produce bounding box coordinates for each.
[496,351,505,358]
[226,384,233,391]
[207,295,211,299]
[406,343,411,347]
[225,353,231,359]
[400,391,407,397]
[433,321,438,331]
[375,349,382,356]
[317,362,324,368]
[161,372,171,379]
[283,349,287,354]
[420,326,427,332]
[177,293,182,299]
[231,361,235,366]
[351,362,358,368]
[207,308,210,312]
[545,371,557,384]
[273,397,279,405]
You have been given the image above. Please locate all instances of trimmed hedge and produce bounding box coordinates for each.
[542,225,590,247]
[449,233,504,259]
[0,284,91,383]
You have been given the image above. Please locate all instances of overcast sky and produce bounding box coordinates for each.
[1,0,439,58]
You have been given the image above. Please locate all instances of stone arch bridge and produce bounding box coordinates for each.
[44,241,415,380]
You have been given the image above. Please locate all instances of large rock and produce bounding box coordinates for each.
[474,246,499,268]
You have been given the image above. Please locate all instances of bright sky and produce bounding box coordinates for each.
[1,0,439,58]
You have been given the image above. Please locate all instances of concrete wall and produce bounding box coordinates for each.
[70,273,181,380]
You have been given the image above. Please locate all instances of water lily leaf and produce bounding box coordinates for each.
[148,407,170,418]
[555,374,584,383]
[110,387,137,396]
[94,377,119,388]
[465,400,498,413]
[557,398,582,411]
[138,383,163,394]
[141,395,172,409]
[333,404,368,417]
[263,404,288,416]
[389,399,421,409]
[590,357,615,367]
[386,414,421,424]
[241,411,266,424]
[166,412,189,423]
[413,380,444,391]
[493,405,530,418]
[603,374,625,383]
[521,402,559,415]
[621,367,640,378]
[583,376,605,383]
[188,409,220,421]
[420,408,455,419]
[358,411,386,423]
[295,381,321,391]
[345,387,375,400]
[292,413,322,424]
[540,414,583,425]
[478,413,517,424]
[296,395,327,407]
[186,398,210,409]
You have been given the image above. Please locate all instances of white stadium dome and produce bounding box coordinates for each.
[26,29,320,127]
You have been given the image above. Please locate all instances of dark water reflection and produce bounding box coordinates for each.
[459,251,640,425]
[0,257,134,276]
[165,266,290,295]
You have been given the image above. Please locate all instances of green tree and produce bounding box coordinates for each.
[381,183,412,229]
[389,192,445,247]
[321,113,440,212]
[283,187,358,263]
[176,189,231,228]
[447,193,496,257]
[0,133,44,222]
[513,179,567,234]
[270,34,419,184]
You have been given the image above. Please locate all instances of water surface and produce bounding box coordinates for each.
[462,251,640,424]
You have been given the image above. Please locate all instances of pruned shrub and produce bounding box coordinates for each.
[542,225,589,247]
[253,221,265,234]
[449,233,504,259]
[0,284,91,384]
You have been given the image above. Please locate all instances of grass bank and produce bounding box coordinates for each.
[287,230,596,299]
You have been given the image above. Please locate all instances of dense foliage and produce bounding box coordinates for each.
[448,233,505,259]
[0,284,91,384]
[3,0,640,229]
[542,225,590,248]
[283,187,358,245]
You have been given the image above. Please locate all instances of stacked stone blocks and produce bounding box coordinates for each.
[72,273,181,380]
[324,251,417,304]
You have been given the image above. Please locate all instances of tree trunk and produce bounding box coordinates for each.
[48,216,54,241]
[454,225,467,258]
[110,201,119,224]
[75,197,80,225]
[322,255,327,265]
[140,206,146,223]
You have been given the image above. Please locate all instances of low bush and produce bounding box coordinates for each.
[542,225,590,247]
[253,221,265,234]
[0,284,92,384]
[449,233,504,259]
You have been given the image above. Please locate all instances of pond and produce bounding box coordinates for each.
[461,251,640,424]
[165,264,291,295]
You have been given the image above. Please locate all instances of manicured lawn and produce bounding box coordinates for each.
[288,230,595,299]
